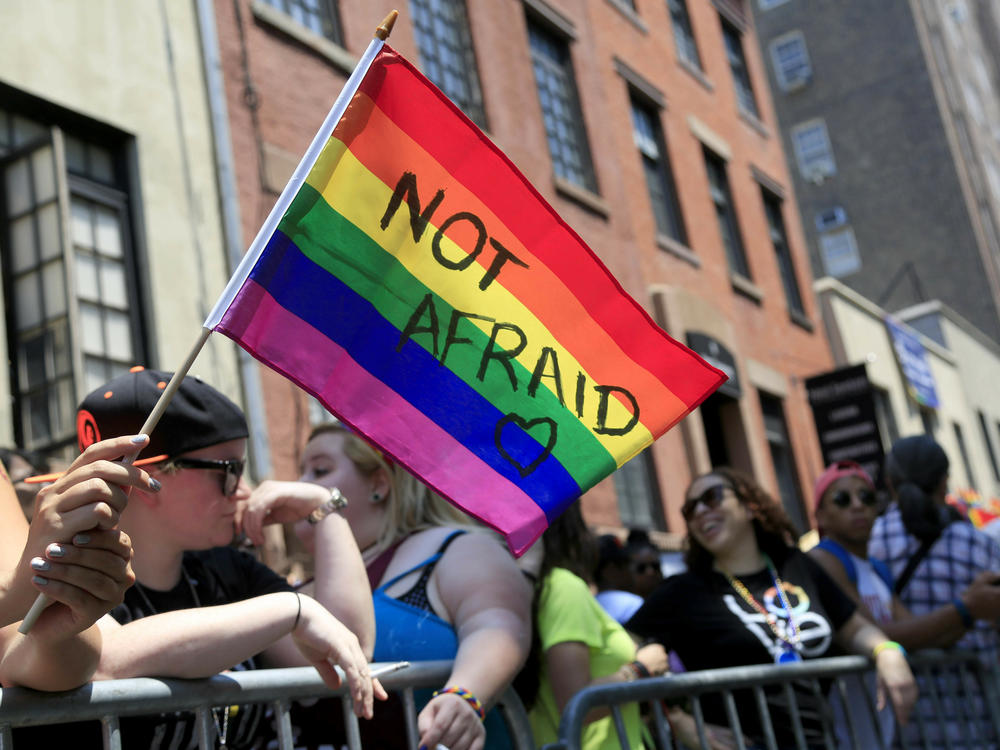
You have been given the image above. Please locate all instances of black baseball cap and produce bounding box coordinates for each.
[27,366,248,482]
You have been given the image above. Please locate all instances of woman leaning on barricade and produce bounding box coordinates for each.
[625,467,917,750]
[241,421,532,750]
[514,503,668,750]
[0,435,154,690]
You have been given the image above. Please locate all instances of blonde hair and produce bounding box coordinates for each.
[308,423,478,554]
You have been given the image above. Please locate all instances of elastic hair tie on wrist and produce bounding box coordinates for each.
[431,686,486,721]
[953,597,975,629]
[292,592,302,631]
[872,640,906,659]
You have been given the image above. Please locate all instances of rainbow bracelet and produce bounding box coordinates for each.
[431,686,486,721]
[872,640,906,659]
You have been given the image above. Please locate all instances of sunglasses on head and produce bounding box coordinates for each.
[681,483,730,521]
[167,457,245,496]
[830,488,877,509]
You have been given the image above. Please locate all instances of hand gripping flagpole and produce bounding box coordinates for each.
[19,10,399,635]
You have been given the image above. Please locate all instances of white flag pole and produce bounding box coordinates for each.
[20,9,399,636]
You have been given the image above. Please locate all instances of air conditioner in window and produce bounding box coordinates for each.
[815,206,847,232]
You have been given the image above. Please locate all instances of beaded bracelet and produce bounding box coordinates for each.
[872,640,906,659]
[431,686,486,721]
[953,597,975,629]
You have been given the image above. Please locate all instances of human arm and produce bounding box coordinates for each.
[416,532,533,750]
[835,612,917,724]
[242,480,375,656]
[0,435,153,689]
[95,590,383,717]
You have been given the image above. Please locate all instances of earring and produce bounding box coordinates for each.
[370,491,382,503]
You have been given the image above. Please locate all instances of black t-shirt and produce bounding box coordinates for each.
[626,550,856,747]
[16,547,292,749]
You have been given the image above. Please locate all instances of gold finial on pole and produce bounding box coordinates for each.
[375,10,398,40]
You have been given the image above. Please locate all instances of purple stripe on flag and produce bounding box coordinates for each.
[217,279,548,554]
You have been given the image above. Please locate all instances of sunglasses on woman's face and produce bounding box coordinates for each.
[830,488,877,509]
[681,484,730,521]
[168,457,245,497]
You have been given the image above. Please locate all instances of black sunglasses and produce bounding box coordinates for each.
[830,488,877,509]
[167,457,245,496]
[681,484,730,521]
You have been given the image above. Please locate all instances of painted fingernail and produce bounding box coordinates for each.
[73,533,91,545]
[30,557,51,572]
[47,543,66,557]
[131,434,149,444]
[148,477,162,491]
[32,575,48,586]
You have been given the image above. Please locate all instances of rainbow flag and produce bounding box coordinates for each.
[205,39,725,554]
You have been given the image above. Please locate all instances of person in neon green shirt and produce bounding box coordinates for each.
[520,505,666,750]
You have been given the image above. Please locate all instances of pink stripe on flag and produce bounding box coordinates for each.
[218,281,548,554]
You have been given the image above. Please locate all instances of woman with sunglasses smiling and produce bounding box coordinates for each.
[626,467,916,750]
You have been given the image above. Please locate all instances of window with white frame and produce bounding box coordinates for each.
[409,0,487,128]
[770,32,811,91]
[791,120,836,180]
[260,0,342,44]
[0,109,145,450]
[819,227,860,277]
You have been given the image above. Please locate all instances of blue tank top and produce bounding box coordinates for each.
[372,530,510,750]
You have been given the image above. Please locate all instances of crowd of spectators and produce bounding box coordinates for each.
[3,367,1000,749]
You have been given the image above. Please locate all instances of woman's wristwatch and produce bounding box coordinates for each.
[307,487,348,524]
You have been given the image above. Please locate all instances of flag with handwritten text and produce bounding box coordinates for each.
[206,42,725,554]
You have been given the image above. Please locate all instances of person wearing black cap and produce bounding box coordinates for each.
[31,367,383,749]
[593,534,644,624]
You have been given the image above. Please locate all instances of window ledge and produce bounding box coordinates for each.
[553,176,610,218]
[789,308,814,331]
[679,58,714,92]
[731,273,764,303]
[739,109,770,138]
[656,234,700,268]
[605,0,648,33]
[251,0,355,75]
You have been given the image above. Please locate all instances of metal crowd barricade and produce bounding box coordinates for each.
[0,660,535,750]
[543,651,1000,750]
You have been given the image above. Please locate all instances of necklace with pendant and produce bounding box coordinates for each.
[133,566,233,747]
[724,555,802,663]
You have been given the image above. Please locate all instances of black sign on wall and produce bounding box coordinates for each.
[805,364,885,486]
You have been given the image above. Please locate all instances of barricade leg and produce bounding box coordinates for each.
[272,698,295,750]
[101,713,122,750]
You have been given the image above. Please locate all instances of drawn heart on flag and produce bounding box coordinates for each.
[494,414,558,478]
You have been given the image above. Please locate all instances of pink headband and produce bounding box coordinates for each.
[814,460,874,513]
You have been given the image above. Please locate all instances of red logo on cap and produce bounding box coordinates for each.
[77,409,101,453]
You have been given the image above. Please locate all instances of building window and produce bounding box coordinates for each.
[612,448,667,531]
[631,98,686,244]
[761,189,804,315]
[819,227,861,277]
[758,0,791,10]
[527,20,597,192]
[978,411,1000,482]
[703,148,750,278]
[0,113,145,450]
[409,0,487,128]
[721,19,758,117]
[953,421,978,490]
[759,392,807,533]
[920,407,938,437]
[791,120,836,180]
[667,0,701,70]
[260,0,342,43]
[770,32,812,91]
